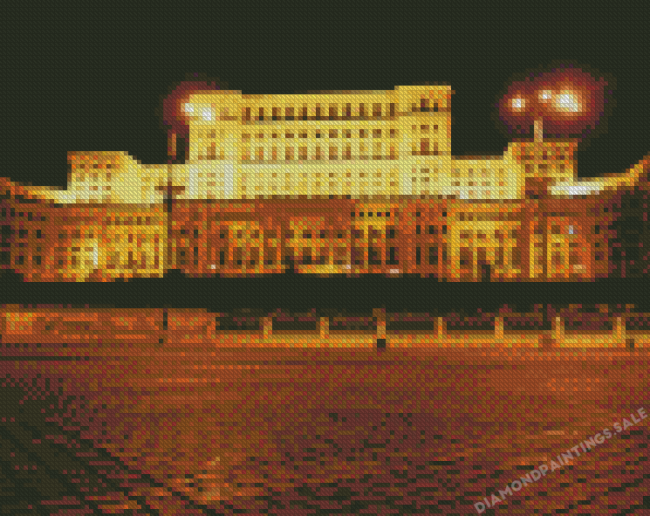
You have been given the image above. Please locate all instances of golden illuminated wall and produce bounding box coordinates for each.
[180,86,452,199]
[46,89,583,203]
[510,140,577,183]
[41,152,169,205]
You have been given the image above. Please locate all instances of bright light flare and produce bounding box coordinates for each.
[555,91,581,112]
[182,103,214,122]
[498,67,608,138]
[163,80,220,135]
[511,97,526,110]
[200,106,214,122]
[162,79,220,161]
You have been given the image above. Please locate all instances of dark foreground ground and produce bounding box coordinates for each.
[1,342,649,515]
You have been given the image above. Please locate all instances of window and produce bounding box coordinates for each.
[387,247,398,265]
[428,246,438,265]
[369,247,381,265]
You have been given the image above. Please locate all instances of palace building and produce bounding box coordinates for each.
[2,84,647,282]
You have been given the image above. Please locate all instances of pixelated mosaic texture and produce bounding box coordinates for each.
[1,85,649,282]
[1,305,649,513]
[2,175,649,282]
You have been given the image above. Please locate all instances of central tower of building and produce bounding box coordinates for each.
[179,85,452,199]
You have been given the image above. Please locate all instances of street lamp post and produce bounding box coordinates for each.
[534,119,543,142]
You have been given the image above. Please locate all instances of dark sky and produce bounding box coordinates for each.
[2,5,648,187]
[1,4,649,311]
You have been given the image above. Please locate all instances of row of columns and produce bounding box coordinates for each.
[255,311,632,347]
